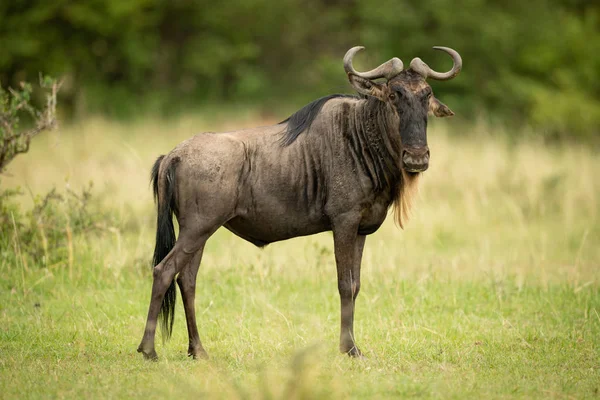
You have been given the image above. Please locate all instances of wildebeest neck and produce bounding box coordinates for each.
[280,94,358,146]
[280,95,403,194]
[340,97,403,193]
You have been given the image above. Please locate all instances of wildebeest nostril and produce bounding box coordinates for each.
[402,148,430,172]
[403,148,429,163]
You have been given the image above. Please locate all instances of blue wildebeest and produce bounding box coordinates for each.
[137,46,462,360]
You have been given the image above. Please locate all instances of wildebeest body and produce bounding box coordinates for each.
[137,46,462,360]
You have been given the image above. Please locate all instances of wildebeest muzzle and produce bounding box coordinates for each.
[402,146,430,172]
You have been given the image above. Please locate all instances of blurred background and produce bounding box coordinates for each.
[1,0,598,140]
[2,2,600,397]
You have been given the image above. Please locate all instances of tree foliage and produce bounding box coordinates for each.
[0,0,598,139]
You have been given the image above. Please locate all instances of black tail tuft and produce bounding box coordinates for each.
[151,155,178,342]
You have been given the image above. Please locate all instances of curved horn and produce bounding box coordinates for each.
[343,46,404,81]
[409,46,462,80]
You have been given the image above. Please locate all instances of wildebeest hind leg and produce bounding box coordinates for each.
[137,228,204,360]
[177,244,208,359]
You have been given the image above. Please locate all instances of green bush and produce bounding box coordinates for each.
[0,183,119,268]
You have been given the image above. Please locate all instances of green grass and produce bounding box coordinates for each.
[1,114,599,399]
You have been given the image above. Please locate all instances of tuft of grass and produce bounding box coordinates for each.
[1,114,599,399]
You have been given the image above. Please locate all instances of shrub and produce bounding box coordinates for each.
[0,183,118,267]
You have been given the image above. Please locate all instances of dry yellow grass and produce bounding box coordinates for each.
[5,114,598,284]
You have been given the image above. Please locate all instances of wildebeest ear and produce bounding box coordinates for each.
[429,97,455,118]
[348,74,387,100]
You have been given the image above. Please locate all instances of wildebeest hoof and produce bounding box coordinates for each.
[137,345,158,361]
[188,349,209,360]
[342,346,364,358]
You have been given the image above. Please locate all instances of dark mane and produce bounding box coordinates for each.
[279,94,357,145]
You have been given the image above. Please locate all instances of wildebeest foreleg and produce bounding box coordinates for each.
[176,245,209,359]
[333,225,366,357]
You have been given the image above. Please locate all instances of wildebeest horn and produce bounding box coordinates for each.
[344,46,404,81]
[409,46,462,81]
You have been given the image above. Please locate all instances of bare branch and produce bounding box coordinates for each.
[0,76,62,174]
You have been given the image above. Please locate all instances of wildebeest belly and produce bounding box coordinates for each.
[225,200,389,245]
[225,188,391,245]
[224,213,330,247]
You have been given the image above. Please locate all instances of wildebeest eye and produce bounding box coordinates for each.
[389,93,396,100]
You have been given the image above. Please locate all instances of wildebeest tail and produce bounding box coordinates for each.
[151,155,178,342]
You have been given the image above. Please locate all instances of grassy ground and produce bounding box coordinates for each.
[1,113,599,399]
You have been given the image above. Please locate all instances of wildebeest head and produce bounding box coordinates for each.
[344,46,462,173]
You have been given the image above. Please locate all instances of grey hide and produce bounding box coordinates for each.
[137,46,462,360]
